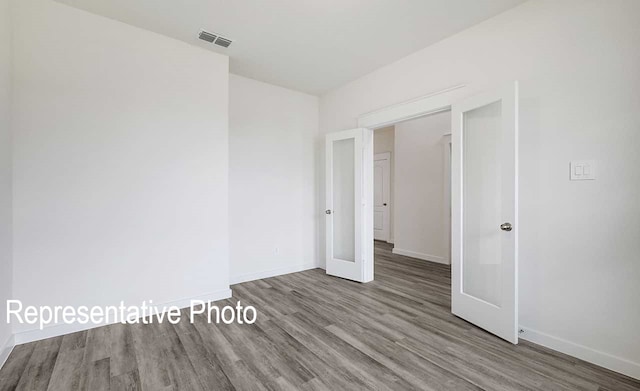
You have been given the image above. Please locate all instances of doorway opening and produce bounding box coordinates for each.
[372,110,452,272]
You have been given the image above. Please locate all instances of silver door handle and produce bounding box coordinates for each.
[500,222,512,231]
[325,209,332,215]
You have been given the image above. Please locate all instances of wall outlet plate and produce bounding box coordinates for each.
[570,160,596,180]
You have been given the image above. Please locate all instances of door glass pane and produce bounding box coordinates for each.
[333,138,355,262]
[462,101,502,306]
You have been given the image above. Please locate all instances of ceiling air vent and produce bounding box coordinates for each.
[198,30,217,43]
[214,37,232,48]
[198,30,233,48]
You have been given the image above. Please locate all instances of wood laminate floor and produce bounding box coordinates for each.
[1,241,639,390]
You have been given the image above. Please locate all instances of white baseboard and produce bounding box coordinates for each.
[231,262,318,285]
[392,248,448,265]
[519,326,640,380]
[0,334,16,371]
[13,288,232,345]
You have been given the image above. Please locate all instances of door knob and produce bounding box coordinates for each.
[325,209,332,215]
[500,222,512,231]
[383,203,387,206]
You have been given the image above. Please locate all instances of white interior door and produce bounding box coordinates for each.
[326,128,374,283]
[451,82,519,343]
[373,153,391,242]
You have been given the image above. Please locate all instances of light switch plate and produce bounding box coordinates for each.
[570,160,596,180]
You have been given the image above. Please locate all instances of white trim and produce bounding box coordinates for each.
[392,248,448,265]
[357,84,468,129]
[13,288,232,345]
[230,262,318,285]
[362,129,375,282]
[441,134,452,266]
[0,334,15,371]
[520,326,640,380]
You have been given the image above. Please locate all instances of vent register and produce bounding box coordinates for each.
[198,30,233,48]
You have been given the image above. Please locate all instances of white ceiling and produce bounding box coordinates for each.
[56,0,526,95]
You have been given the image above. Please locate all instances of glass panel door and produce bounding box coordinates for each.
[325,128,374,283]
[451,82,518,344]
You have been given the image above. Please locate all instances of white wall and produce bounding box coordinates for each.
[373,126,395,242]
[0,0,13,364]
[320,0,640,378]
[393,111,450,264]
[229,74,319,283]
[11,0,230,340]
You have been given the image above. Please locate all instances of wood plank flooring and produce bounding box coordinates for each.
[1,241,639,390]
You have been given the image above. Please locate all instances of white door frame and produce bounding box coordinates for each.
[356,84,469,268]
[442,134,452,264]
[358,85,469,267]
[358,84,468,129]
[373,152,391,242]
[349,84,468,285]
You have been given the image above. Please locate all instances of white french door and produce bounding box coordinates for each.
[325,128,374,283]
[451,82,519,343]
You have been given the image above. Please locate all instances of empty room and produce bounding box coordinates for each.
[1,0,639,390]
